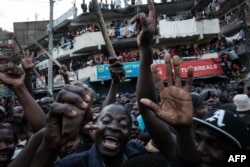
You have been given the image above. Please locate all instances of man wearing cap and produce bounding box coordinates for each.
[140,54,249,166]
[191,88,222,119]
[233,94,250,115]
[233,94,250,150]
[193,109,248,166]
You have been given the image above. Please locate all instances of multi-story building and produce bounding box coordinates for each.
[0,28,15,96]
[0,28,15,58]
[14,0,247,97]
[216,0,250,88]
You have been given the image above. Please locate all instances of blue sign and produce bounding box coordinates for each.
[96,61,140,80]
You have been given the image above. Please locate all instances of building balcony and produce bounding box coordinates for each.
[159,18,219,39]
[0,42,14,48]
[220,18,243,36]
[51,18,220,59]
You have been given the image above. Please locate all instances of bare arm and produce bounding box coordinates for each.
[0,62,46,132]
[131,0,176,160]
[8,129,45,167]
[58,64,70,84]
[20,50,40,97]
[102,57,125,107]
[31,83,94,167]
[141,55,197,162]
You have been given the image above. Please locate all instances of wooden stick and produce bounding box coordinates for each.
[92,0,117,58]
[30,37,62,68]
[92,1,126,82]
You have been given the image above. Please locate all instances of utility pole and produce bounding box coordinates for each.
[48,0,54,97]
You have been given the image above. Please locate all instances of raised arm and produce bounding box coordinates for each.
[8,129,45,167]
[20,50,40,97]
[0,61,46,132]
[102,57,125,107]
[131,0,176,160]
[141,55,198,163]
[31,82,94,167]
[58,64,70,84]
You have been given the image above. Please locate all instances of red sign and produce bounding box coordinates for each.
[156,58,223,80]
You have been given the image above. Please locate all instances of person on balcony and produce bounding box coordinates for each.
[110,0,115,9]
[103,0,109,10]
[123,0,128,7]
[131,0,135,5]
[81,0,87,13]
[94,53,104,65]
[60,33,67,48]
[31,74,36,89]
[88,1,94,12]
[94,24,100,32]
[67,32,74,49]
[114,0,121,9]
[135,0,142,13]
[87,24,94,33]
[109,24,115,39]
[98,0,104,9]
[220,53,233,80]
[122,51,129,62]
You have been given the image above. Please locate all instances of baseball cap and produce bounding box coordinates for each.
[193,109,248,150]
[233,94,250,112]
[191,89,212,107]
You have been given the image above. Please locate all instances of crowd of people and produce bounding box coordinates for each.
[56,5,246,75]
[81,0,141,12]
[0,0,249,167]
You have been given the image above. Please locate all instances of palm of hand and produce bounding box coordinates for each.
[21,57,36,71]
[20,50,38,71]
[158,86,193,127]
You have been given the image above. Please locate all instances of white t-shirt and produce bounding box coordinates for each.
[115,0,121,8]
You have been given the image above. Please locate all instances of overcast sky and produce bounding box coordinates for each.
[0,0,159,32]
[0,0,81,31]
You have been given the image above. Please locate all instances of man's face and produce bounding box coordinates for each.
[194,126,237,167]
[130,114,139,139]
[10,106,24,124]
[131,107,140,117]
[226,84,233,91]
[94,104,131,157]
[0,127,16,166]
[203,92,221,111]
[59,134,83,158]
[40,97,54,114]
